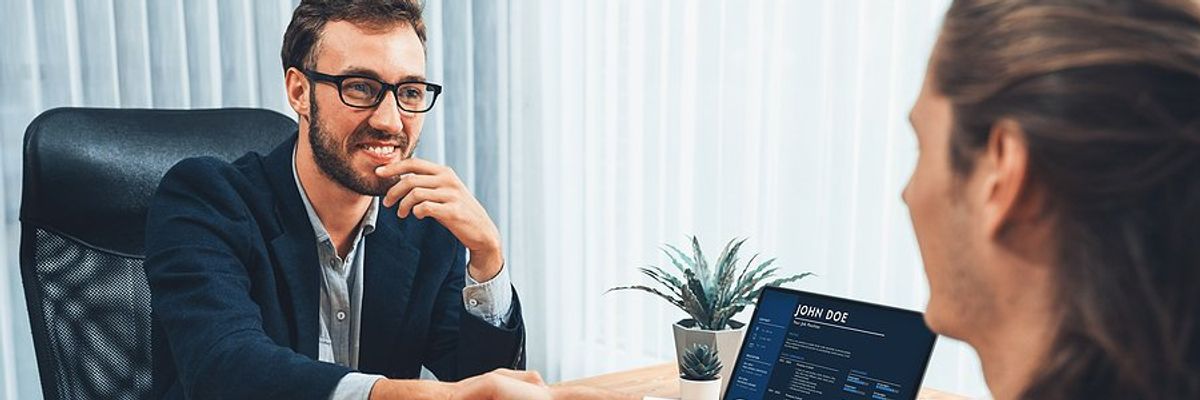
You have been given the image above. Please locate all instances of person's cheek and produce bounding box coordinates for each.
[907,162,930,226]
[906,161,941,292]
[404,116,423,156]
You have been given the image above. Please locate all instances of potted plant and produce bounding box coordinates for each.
[609,236,812,396]
[679,343,722,400]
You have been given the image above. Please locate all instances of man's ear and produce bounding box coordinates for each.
[982,118,1038,238]
[285,67,310,122]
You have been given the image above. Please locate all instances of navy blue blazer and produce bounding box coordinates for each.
[144,134,524,400]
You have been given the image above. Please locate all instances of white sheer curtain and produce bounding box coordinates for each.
[0,0,989,398]
[0,1,305,398]
[496,0,987,397]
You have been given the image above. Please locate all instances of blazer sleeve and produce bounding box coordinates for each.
[420,231,526,381]
[144,158,350,400]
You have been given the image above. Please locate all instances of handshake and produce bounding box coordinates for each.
[368,369,637,400]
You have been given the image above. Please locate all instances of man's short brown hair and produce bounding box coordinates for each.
[280,0,426,72]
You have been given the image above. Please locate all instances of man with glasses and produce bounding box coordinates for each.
[143,1,524,399]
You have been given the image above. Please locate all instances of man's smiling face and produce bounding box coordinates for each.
[304,20,427,196]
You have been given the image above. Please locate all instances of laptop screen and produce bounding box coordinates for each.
[724,287,937,400]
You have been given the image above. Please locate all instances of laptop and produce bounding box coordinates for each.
[723,286,937,400]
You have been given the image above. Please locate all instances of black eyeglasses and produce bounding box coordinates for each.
[303,69,443,113]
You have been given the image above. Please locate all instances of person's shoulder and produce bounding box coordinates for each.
[162,152,266,185]
[144,152,280,279]
[152,151,277,218]
[158,152,274,195]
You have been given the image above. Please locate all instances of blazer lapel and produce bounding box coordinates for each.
[359,214,420,371]
[262,134,323,359]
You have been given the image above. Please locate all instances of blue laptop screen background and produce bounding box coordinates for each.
[724,287,936,400]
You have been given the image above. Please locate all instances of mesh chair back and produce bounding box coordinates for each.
[20,108,297,400]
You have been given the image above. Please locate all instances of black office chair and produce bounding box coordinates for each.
[19,108,297,400]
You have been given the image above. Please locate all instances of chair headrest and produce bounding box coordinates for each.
[21,107,298,256]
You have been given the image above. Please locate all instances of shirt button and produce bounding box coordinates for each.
[336,311,346,321]
[468,299,479,307]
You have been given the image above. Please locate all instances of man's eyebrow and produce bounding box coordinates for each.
[339,66,426,82]
[339,66,382,79]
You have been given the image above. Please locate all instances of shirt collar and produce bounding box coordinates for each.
[291,143,379,243]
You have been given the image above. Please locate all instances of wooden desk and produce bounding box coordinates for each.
[557,363,969,400]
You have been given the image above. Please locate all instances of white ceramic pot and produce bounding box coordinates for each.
[673,319,745,397]
[679,377,722,400]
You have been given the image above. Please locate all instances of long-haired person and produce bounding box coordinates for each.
[905,0,1200,398]
[454,1,1200,398]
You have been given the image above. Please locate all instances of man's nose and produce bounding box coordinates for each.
[369,90,405,134]
[901,180,913,206]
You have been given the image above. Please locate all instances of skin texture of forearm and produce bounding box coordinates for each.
[549,386,642,400]
[368,370,642,400]
[368,379,455,400]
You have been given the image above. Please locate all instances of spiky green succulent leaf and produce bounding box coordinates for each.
[749,273,817,302]
[714,238,747,307]
[637,266,685,298]
[680,343,722,381]
[678,271,709,325]
[684,269,714,328]
[689,236,711,293]
[605,285,685,310]
[610,237,814,331]
[713,238,744,287]
[662,244,696,273]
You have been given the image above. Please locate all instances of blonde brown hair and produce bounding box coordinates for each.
[281,0,426,72]
[936,0,1200,398]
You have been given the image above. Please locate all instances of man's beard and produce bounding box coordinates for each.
[935,194,995,338]
[308,98,412,196]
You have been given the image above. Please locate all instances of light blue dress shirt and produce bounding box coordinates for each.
[290,147,514,400]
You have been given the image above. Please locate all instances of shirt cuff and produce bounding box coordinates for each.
[328,372,385,400]
[463,263,514,327]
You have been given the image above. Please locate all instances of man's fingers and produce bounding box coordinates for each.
[488,369,546,386]
[408,201,449,220]
[449,373,552,400]
[448,375,499,400]
[396,188,454,218]
[375,157,446,177]
[382,174,442,207]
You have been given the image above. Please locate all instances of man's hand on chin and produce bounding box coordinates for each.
[376,158,504,281]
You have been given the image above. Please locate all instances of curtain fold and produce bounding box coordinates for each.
[0,0,988,398]
[494,1,986,396]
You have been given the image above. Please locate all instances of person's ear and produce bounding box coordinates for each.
[981,118,1040,238]
[285,67,311,123]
